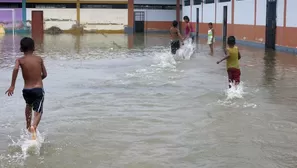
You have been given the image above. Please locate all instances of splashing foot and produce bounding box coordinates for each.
[30,126,36,140]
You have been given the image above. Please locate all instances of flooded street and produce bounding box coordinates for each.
[0,34,297,168]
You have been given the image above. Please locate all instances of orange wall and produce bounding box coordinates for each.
[180,21,297,48]
[145,21,171,31]
[278,27,297,47]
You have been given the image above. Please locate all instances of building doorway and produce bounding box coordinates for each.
[134,11,145,33]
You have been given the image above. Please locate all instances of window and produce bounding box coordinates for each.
[184,0,190,6]
[26,3,76,8]
[204,0,215,4]
[134,4,177,10]
[80,4,127,9]
[194,0,202,5]
[0,2,22,8]
[219,0,231,2]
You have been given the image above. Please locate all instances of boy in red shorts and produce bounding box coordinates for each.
[217,36,241,88]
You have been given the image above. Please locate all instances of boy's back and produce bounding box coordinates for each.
[226,46,240,69]
[19,55,45,89]
[6,37,47,140]
[170,27,179,40]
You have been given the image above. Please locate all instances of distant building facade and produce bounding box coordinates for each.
[182,0,297,52]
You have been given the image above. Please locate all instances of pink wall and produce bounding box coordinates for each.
[0,0,21,2]
[0,9,23,29]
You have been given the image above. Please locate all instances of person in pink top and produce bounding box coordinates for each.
[183,16,195,43]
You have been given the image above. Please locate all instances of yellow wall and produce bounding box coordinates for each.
[80,0,127,3]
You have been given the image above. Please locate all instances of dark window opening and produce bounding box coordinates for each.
[194,0,202,5]
[219,0,231,2]
[205,0,215,4]
[184,0,190,6]
[0,2,22,8]
[80,4,127,9]
[134,4,178,10]
[26,3,76,8]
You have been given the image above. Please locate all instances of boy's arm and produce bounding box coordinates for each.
[41,58,47,79]
[212,29,215,42]
[5,59,20,96]
[217,49,230,64]
[177,29,184,44]
[238,51,241,60]
[10,59,20,87]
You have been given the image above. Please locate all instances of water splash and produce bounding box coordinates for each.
[225,82,245,100]
[152,38,195,68]
[175,38,195,60]
[0,129,45,166]
[153,51,177,69]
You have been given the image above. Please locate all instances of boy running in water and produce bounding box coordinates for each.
[183,16,195,43]
[217,36,241,88]
[6,37,47,140]
[207,22,215,55]
[170,20,184,54]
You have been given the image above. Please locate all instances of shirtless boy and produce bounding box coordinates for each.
[5,37,47,140]
[170,20,184,55]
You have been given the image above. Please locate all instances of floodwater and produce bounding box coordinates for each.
[0,33,297,168]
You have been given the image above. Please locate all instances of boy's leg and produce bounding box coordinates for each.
[30,88,44,139]
[30,108,43,140]
[25,104,32,131]
[209,44,213,55]
[210,43,214,55]
[32,111,42,130]
[191,33,195,44]
[171,41,180,55]
[23,90,33,131]
[234,69,241,85]
[227,69,233,88]
[170,41,175,54]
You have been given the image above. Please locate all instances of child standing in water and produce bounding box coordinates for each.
[170,20,184,55]
[6,37,47,140]
[217,36,241,88]
[208,22,215,55]
[183,16,195,43]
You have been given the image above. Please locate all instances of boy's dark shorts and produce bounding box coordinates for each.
[171,40,180,54]
[227,68,241,84]
[22,88,45,113]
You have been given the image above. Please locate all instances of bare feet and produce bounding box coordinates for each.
[30,126,37,140]
[27,126,31,133]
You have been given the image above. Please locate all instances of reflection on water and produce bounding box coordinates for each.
[263,49,277,87]
[0,34,297,168]
[133,33,145,48]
